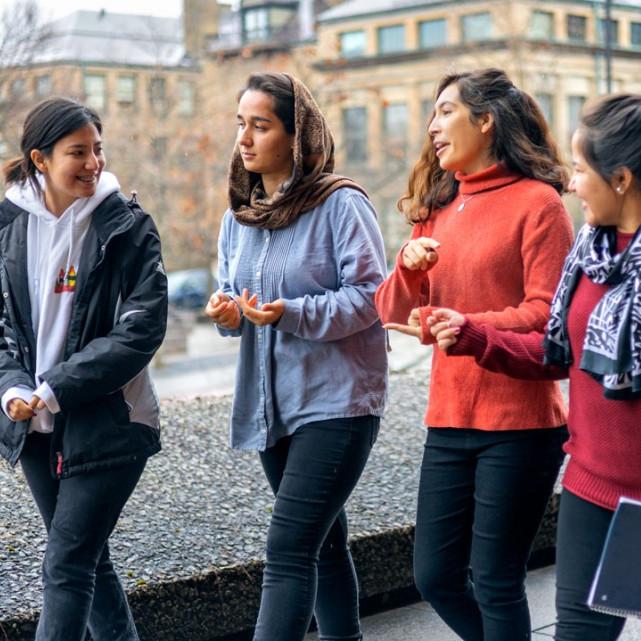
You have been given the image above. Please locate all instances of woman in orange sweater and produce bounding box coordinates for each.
[376,68,574,641]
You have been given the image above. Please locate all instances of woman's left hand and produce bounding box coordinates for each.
[383,307,422,340]
[235,288,285,326]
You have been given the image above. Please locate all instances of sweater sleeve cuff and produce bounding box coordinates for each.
[418,306,436,345]
[34,381,61,414]
[448,320,489,358]
[1,386,34,419]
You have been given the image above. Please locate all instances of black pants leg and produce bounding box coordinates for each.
[555,490,626,641]
[253,415,379,641]
[414,427,567,641]
[19,432,145,641]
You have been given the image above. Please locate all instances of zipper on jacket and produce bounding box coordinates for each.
[56,451,63,477]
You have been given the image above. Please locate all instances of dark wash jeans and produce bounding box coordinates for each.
[19,432,146,641]
[253,415,380,641]
[414,426,568,641]
[555,490,626,641]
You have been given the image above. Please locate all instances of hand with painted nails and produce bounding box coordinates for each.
[7,396,39,421]
[427,308,466,352]
[401,237,441,271]
[205,289,241,329]
[235,288,285,327]
[383,307,422,340]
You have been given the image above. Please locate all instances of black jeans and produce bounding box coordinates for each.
[555,489,626,641]
[19,432,146,641]
[414,426,567,641]
[253,415,380,641]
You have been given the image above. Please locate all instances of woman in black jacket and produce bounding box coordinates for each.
[0,97,167,641]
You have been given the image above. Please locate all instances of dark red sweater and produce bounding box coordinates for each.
[452,231,641,510]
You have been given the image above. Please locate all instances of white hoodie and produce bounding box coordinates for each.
[2,171,120,432]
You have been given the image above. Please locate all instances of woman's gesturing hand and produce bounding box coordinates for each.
[205,290,241,329]
[235,288,285,326]
[383,307,422,340]
[427,308,466,352]
[402,237,440,271]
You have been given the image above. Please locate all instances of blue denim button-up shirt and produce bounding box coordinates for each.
[217,188,388,450]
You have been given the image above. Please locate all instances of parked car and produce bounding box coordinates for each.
[167,268,217,310]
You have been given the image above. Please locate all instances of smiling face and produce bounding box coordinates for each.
[236,90,294,194]
[428,83,495,175]
[32,122,105,216]
[569,130,622,229]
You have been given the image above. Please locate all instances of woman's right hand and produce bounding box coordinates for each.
[7,398,36,421]
[402,237,440,271]
[205,290,241,330]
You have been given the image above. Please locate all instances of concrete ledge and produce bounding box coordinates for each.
[0,367,564,641]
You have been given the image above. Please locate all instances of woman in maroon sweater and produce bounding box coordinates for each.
[429,94,641,641]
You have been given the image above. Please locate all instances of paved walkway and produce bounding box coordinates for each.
[304,565,641,641]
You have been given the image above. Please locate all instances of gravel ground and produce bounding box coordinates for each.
[0,367,431,622]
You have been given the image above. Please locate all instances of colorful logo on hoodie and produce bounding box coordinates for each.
[54,266,77,293]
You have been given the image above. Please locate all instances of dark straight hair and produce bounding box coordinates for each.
[237,72,295,134]
[399,68,568,221]
[3,97,102,190]
[577,93,641,186]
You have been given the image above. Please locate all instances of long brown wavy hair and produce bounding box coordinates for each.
[398,68,568,222]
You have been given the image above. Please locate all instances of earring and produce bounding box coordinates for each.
[616,186,624,194]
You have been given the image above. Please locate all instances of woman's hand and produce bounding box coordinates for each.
[383,307,422,340]
[402,237,440,271]
[205,290,241,330]
[235,289,285,326]
[7,395,44,421]
[427,308,466,352]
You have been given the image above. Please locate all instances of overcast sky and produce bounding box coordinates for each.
[1,0,183,21]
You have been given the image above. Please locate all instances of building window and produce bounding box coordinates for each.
[84,74,106,111]
[149,76,167,114]
[177,79,195,117]
[151,137,167,159]
[631,22,641,47]
[598,19,619,45]
[116,75,136,105]
[530,11,554,39]
[377,24,405,54]
[567,15,587,42]
[383,102,408,161]
[35,75,52,98]
[340,30,366,58]
[568,95,586,138]
[418,19,447,48]
[535,93,554,128]
[421,99,434,125]
[461,12,492,42]
[243,7,269,42]
[11,78,26,97]
[342,107,368,164]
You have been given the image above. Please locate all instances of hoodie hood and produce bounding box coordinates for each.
[5,171,120,223]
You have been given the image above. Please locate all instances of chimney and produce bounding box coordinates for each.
[298,0,314,41]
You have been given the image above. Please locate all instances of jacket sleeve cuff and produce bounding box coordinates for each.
[1,386,34,419]
[34,381,61,414]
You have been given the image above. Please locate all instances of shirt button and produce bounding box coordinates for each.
[264,236,269,243]
[24,346,29,353]
[256,271,261,277]
[2,292,8,299]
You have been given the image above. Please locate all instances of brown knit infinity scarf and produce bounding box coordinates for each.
[228,73,367,230]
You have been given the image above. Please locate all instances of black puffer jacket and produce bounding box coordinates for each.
[0,191,167,476]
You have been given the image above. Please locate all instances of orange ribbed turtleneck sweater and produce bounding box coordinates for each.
[375,163,574,430]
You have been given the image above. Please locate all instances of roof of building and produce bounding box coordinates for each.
[34,10,188,67]
[318,0,641,23]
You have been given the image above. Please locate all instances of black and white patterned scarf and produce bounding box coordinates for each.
[544,223,641,399]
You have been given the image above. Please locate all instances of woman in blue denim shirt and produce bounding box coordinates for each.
[205,72,388,641]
